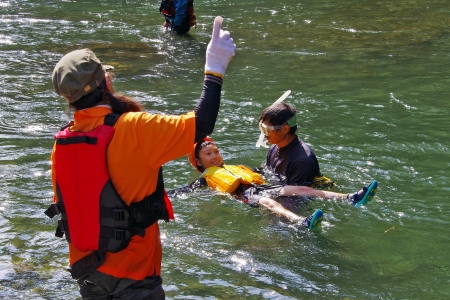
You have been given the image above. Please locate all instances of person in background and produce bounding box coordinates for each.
[180,138,377,230]
[160,0,196,35]
[45,17,235,300]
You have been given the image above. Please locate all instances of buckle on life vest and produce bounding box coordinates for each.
[69,251,105,280]
[44,202,61,218]
[56,219,66,238]
[113,209,129,221]
[114,229,129,241]
[113,228,145,240]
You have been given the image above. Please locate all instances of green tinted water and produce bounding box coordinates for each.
[1,0,449,298]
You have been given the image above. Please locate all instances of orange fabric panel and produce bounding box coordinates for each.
[52,106,196,280]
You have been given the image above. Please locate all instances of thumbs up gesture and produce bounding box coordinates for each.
[205,16,236,78]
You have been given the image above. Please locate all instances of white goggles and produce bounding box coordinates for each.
[258,122,284,135]
[258,115,298,136]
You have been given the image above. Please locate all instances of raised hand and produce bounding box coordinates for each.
[205,16,236,78]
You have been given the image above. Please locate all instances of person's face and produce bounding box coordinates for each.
[260,121,289,145]
[197,144,223,169]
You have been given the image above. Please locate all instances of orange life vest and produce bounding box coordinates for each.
[202,164,265,194]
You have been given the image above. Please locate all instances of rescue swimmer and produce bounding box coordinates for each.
[45,16,235,299]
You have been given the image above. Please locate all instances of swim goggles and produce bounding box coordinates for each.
[258,122,284,135]
[258,115,298,136]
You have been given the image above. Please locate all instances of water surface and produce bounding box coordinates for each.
[0,0,449,299]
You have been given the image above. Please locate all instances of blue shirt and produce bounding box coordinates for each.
[173,0,189,26]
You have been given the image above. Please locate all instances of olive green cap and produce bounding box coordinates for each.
[52,48,113,103]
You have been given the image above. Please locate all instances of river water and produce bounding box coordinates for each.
[1,0,449,299]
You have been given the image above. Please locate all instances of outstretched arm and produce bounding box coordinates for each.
[167,178,207,197]
[194,17,236,143]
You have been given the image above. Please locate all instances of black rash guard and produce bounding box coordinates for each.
[194,74,222,143]
[266,137,321,186]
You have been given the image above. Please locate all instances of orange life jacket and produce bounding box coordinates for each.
[202,164,265,194]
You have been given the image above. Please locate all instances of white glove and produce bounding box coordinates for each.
[205,16,236,78]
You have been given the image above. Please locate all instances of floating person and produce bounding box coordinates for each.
[257,102,378,207]
[177,137,377,230]
[160,0,196,35]
[45,16,235,299]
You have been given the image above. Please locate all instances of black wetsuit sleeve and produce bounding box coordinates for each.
[194,74,223,143]
[167,178,207,197]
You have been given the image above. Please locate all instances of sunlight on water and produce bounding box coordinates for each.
[20,125,45,133]
[389,92,418,111]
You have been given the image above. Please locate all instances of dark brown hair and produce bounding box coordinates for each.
[258,102,297,134]
[194,139,216,172]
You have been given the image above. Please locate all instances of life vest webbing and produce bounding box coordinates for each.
[55,136,97,145]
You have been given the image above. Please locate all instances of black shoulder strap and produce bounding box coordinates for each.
[104,113,121,127]
[59,113,119,131]
[60,121,73,131]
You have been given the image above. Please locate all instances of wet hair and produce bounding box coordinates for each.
[258,102,297,134]
[69,73,144,113]
[194,139,217,172]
